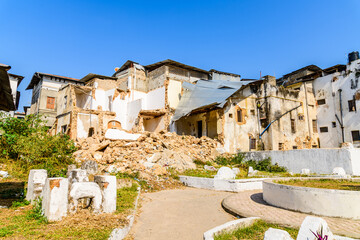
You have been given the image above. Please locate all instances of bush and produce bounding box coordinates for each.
[247,158,287,173]
[0,114,76,177]
[215,153,245,166]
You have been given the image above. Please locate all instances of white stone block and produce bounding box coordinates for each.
[248,166,254,174]
[296,216,334,240]
[42,177,69,221]
[68,169,88,184]
[301,169,310,175]
[264,228,294,240]
[204,165,216,171]
[26,169,48,202]
[232,168,240,175]
[332,167,346,176]
[94,175,117,213]
[0,170,9,178]
[69,182,102,214]
[214,167,236,180]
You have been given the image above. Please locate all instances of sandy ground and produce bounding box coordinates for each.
[129,187,235,240]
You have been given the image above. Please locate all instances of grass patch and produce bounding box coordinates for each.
[214,220,298,240]
[181,168,217,178]
[116,183,139,214]
[276,179,360,191]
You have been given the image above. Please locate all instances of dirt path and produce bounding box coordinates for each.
[129,187,235,240]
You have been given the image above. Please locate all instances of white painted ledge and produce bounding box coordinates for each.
[203,217,260,240]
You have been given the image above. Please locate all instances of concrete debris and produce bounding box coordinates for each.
[214,167,236,180]
[264,228,294,240]
[68,169,89,184]
[332,167,346,176]
[341,142,354,149]
[94,175,117,213]
[74,131,220,187]
[105,129,141,141]
[0,170,9,178]
[81,160,98,176]
[296,216,334,240]
[69,182,103,214]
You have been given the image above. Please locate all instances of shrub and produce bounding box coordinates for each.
[215,153,245,166]
[246,158,287,173]
[0,114,76,177]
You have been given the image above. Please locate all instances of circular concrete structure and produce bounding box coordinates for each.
[263,179,360,219]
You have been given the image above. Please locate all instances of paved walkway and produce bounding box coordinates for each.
[222,190,360,238]
[129,188,235,240]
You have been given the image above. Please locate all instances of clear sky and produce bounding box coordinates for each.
[1,0,360,111]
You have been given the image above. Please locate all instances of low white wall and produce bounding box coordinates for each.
[243,148,360,175]
[263,180,360,220]
[203,217,260,240]
[179,176,266,192]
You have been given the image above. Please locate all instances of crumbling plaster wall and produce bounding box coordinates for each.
[313,59,360,148]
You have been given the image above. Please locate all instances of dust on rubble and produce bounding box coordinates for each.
[73,131,222,190]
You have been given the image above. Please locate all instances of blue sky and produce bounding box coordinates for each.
[1,0,360,111]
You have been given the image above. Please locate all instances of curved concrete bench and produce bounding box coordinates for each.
[263,179,360,219]
[179,175,267,192]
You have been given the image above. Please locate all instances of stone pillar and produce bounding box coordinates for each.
[26,169,48,202]
[42,177,69,221]
[94,175,117,213]
[68,169,89,184]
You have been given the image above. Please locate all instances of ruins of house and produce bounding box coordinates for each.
[0,63,24,115]
[173,75,319,153]
[26,72,84,127]
[52,59,239,139]
[312,52,360,148]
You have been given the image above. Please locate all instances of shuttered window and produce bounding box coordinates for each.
[46,97,55,109]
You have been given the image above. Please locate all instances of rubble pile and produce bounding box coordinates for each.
[73,131,221,187]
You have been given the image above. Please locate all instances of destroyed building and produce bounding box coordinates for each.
[52,59,238,140]
[0,63,24,115]
[173,75,319,152]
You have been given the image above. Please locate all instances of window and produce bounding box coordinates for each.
[317,99,326,105]
[348,99,356,112]
[108,96,113,111]
[61,125,67,134]
[229,113,233,118]
[291,119,296,133]
[46,97,55,109]
[237,109,243,123]
[278,143,284,150]
[63,96,67,109]
[312,120,318,133]
[88,127,94,137]
[352,131,360,141]
[293,146,298,149]
[320,127,328,133]
[249,137,256,150]
[298,114,304,121]
[332,122,336,128]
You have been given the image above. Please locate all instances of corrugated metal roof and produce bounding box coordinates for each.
[172,79,252,121]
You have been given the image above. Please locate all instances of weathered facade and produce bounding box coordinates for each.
[174,75,319,153]
[313,52,360,148]
[26,73,83,127]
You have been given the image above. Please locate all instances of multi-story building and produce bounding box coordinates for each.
[26,72,83,127]
[313,52,360,148]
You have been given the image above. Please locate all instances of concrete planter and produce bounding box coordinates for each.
[263,179,360,219]
[179,175,267,192]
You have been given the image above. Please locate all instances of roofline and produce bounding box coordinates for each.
[8,73,25,86]
[282,65,322,78]
[0,63,11,71]
[209,69,240,77]
[112,60,139,77]
[80,73,117,82]
[145,59,209,74]
[26,72,79,90]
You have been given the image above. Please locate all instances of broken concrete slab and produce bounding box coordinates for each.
[69,182,103,214]
[214,167,236,180]
[68,169,89,184]
[81,160,98,175]
[26,169,48,202]
[94,175,117,213]
[105,129,141,141]
[42,177,69,221]
[296,216,334,240]
[264,228,294,240]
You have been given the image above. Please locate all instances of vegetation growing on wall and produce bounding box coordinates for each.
[0,114,76,178]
